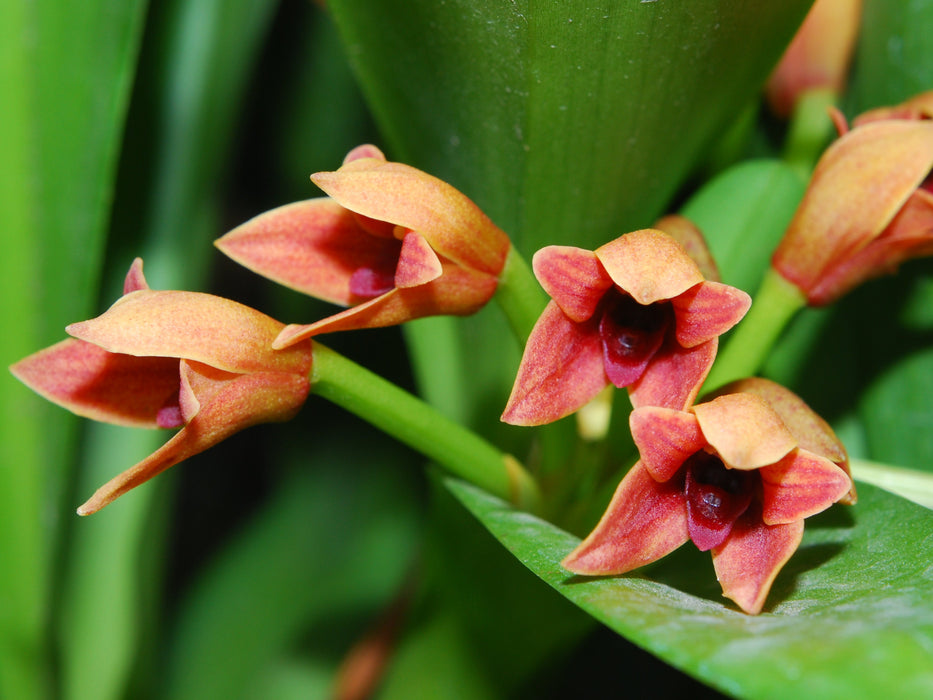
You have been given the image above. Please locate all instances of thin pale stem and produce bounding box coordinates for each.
[310,342,541,512]
[782,87,837,182]
[850,459,933,511]
[494,245,549,344]
[704,267,807,391]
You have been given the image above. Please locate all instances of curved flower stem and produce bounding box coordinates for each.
[782,87,837,182]
[494,244,549,343]
[310,342,542,512]
[850,459,933,511]
[703,267,807,392]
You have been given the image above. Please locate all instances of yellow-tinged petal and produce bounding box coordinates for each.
[273,265,498,347]
[532,245,612,323]
[693,394,797,469]
[654,214,721,282]
[595,229,704,305]
[630,406,705,482]
[765,0,862,118]
[311,159,509,276]
[759,448,853,525]
[67,290,310,376]
[772,120,933,302]
[563,463,689,575]
[853,90,933,126]
[10,339,179,428]
[719,377,855,504]
[712,510,804,614]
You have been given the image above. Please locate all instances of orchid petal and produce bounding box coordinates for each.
[629,406,705,482]
[274,266,498,348]
[501,302,606,426]
[720,377,855,503]
[343,143,386,164]
[807,186,933,305]
[215,198,401,306]
[765,0,861,118]
[712,509,804,614]
[10,339,179,428]
[595,229,703,305]
[532,246,612,322]
[760,448,853,525]
[773,120,933,301]
[670,281,751,348]
[654,214,721,282]
[628,337,716,411]
[395,232,443,288]
[67,290,310,376]
[77,369,310,515]
[123,258,150,294]
[562,463,688,575]
[311,159,509,276]
[693,394,797,469]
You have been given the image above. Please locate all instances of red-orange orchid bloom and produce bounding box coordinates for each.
[772,106,933,305]
[501,230,750,425]
[215,145,510,349]
[563,379,854,614]
[9,259,312,515]
[765,0,861,118]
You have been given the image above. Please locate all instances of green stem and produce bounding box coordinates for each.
[782,87,837,182]
[310,342,541,512]
[494,244,548,343]
[704,267,807,391]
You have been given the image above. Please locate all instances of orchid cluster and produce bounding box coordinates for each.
[12,80,933,620]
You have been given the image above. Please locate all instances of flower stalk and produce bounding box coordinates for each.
[703,268,807,392]
[310,342,542,511]
[493,245,549,344]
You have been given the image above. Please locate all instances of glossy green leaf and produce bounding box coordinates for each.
[58,2,281,698]
[848,0,933,111]
[679,159,807,295]
[327,0,812,254]
[0,3,147,698]
[447,478,933,699]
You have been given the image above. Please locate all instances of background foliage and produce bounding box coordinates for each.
[2,1,932,698]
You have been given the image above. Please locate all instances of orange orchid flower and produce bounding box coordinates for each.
[10,259,312,514]
[216,145,510,349]
[562,379,854,615]
[501,230,750,425]
[765,0,862,118]
[772,112,933,305]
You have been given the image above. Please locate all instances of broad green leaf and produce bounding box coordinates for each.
[327,0,813,254]
[326,0,813,430]
[447,478,933,699]
[679,159,807,295]
[0,3,147,698]
[58,2,280,698]
[848,0,933,111]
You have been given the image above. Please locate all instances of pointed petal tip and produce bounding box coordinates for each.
[273,324,312,349]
